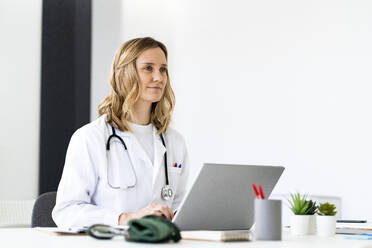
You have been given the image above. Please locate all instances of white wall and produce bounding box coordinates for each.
[91,0,123,119]
[104,0,371,220]
[0,0,42,200]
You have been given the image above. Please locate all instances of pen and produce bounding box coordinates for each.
[252,184,260,199]
[258,185,265,199]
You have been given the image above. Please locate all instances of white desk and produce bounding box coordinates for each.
[0,228,371,248]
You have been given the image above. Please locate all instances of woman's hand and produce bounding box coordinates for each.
[118,203,174,225]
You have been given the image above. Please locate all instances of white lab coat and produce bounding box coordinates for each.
[52,114,189,227]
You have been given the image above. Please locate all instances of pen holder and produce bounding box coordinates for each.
[254,199,282,241]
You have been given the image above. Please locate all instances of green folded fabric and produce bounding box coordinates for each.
[125,215,181,243]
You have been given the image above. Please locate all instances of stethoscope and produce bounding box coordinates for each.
[106,126,173,201]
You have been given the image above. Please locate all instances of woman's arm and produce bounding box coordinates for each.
[52,128,122,227]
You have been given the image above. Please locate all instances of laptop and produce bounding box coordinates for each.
[172,163,284,230]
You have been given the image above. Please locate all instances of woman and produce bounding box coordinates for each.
[52,37,189,227]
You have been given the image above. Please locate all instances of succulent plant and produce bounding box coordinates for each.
[288,193,310,215]
[304,200,317,215]
[317,202,337,216]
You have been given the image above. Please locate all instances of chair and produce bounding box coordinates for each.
[0,200,35,227]
[31,192,57,227]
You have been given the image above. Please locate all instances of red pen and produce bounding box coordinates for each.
[258,184,265,199]
[252,184,260,199]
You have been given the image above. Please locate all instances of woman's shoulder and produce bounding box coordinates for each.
[165,126,186,146]
[71,115,108,141]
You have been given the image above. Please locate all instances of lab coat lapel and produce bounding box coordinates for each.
[152,127,166,187]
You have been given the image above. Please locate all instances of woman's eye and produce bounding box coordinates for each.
[144,66,152,71]
[160,67,167,73]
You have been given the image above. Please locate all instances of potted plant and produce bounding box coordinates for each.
[288,193,317,235]
[316,202,337,237]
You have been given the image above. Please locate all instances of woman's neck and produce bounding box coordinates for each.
[128,100,152,125]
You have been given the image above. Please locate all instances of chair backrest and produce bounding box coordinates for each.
[31,192,57,227]
[0,200,35,227]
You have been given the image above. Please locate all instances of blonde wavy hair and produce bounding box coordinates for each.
[98,37,175,134]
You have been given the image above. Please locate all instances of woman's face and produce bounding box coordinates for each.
[135,47,168,104]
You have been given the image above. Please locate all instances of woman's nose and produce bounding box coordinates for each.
[153,70,164,82]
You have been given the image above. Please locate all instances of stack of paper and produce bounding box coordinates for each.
[34,227,88,235]
[336,222,372,235]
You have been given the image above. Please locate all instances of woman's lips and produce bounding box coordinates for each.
[148,87,162,90]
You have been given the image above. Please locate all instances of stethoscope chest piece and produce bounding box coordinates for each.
[161,185,174,200]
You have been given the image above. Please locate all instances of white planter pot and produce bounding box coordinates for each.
[316,215,336,237]
[308,215,316,234]
[290,215,316,236]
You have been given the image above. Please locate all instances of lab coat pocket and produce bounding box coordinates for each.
[168,166,182,195]
[106,140,136,189]
[169,166,182,174]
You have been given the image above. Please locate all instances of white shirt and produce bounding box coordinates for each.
[128,121,154,165]
[52,114,190,227]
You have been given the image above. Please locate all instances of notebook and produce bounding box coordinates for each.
[181,230,252,242]
[34,225,128,236]
[344,235,372,240]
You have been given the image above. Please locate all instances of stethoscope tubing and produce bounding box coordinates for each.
[106,127,136,189]
[106,125,170,188]
[106,126,127,150]
[159,132,169,185]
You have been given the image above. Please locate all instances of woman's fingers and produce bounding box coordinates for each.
[147,204,173,220]
[134,203,174,220]
[165,205,174,219]
[122,204,174,225]
[156,204,174,220]
[152,210,163,217]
